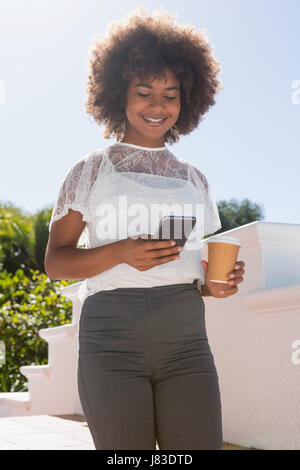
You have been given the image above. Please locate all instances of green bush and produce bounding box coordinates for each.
[0,268,76,392]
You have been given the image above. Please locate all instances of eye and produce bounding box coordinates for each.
[138,93,175,100]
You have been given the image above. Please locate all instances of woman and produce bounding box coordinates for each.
[45,7,245,450]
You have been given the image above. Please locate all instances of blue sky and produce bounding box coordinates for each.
[1,0,299,224]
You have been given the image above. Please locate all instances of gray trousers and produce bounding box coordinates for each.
[77,279,223,450]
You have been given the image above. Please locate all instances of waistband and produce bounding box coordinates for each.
[87,279,199,299]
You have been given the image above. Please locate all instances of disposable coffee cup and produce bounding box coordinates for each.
[204,235,241,283]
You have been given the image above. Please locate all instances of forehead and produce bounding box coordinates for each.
[131,69,180,87]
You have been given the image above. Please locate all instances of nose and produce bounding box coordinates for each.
[147,105,166,117]
[148,95,166,109]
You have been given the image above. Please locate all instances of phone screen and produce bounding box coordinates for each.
[152,215,196,247]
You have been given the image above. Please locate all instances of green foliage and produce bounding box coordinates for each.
[0,201,84,277]
[0,202,37,276]
[0,268,77,392]
[217,198,264,233]
[204,198,265,239]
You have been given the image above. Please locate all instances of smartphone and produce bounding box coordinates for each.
[151,215,197,247]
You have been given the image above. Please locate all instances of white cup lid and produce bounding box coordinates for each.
[204,235,241,247]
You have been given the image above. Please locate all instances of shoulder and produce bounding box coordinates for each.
[79,147,108,166]
[66,148,109,177]
[179,159,209,192]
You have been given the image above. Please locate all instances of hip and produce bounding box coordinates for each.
[79,279,208,344]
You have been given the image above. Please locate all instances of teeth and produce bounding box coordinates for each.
[143,116,165,123]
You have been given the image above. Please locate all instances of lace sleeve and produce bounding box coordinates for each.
[184,161,222,237]
[48,153,96,247]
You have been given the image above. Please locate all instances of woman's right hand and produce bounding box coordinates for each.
[118,234,183,271]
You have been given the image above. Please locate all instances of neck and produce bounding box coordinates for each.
[120,137,165,149]
[117,141,166,151]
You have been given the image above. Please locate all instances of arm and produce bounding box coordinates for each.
[44,209,124,281]
[45,243,125,281]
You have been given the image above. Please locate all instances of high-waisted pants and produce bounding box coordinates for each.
[77,279,223,450]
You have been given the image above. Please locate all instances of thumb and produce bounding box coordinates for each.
[200,260,208,273]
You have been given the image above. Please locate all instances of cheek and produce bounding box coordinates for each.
[170,101,181,117]
[126,98,144,117]
[169,97,180,109]
[124,106,140,123]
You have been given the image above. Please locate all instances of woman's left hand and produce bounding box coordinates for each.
[200,260,246,298]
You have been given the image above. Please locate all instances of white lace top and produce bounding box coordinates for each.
[48,141,222,305]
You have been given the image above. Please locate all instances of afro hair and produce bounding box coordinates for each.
[85,6,223,145]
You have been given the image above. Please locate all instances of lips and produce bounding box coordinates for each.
[142,115,167,120]
[141,115,168,125]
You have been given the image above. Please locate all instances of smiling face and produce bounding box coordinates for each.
[121,68,181,148]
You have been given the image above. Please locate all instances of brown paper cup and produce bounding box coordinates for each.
[205,235,241,283]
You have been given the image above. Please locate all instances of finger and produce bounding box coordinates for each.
[154,250,181,261]
[147,240,177,251]
[228,268,245,277]
[228,277,243,287]
[146,244,181,259]
[156,254,181,264]
[234,261,245,269]
[228,271,244,286]
[146,254,179,269]
[138,235,174,250]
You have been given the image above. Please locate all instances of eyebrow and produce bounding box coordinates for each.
[134,83,180,91]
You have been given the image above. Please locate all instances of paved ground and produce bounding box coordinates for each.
[0,414,252,450]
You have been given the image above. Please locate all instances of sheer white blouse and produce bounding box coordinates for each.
[48,141,221,305]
